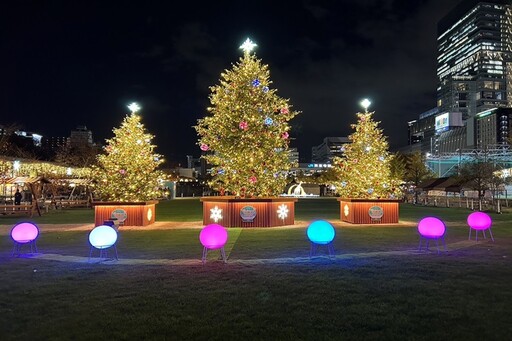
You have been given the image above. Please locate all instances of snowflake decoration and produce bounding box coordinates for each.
[210,206,223,222]
[277,204,289,220]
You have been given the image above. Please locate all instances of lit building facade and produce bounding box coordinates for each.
[311,137,349,163]
[475,107,512,147]
[437,0,512,148]
[69,125,94,148]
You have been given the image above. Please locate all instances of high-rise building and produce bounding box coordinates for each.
[69,125,94,148]
[437,0,512,148]
[311,137,349,163]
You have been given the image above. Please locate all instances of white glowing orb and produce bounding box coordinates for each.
[89,225,118,250]
[277,204,289,220]
[128,102,141,113]
[239,38,257,54]
[210,206,223,223]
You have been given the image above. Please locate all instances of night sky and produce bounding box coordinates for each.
[2,0,461,164]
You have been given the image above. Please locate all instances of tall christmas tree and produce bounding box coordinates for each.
[195,39,299,197]
[93,103,164,201]
[332,99,400,199]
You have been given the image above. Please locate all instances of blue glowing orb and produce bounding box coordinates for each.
[307,220,335,245]
[89,225,118,250]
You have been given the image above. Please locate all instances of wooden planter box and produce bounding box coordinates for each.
[92,201,158,226]
[337,198,400,224]
[200,196,298,227]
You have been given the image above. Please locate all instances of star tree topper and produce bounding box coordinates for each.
[239,38,257,54]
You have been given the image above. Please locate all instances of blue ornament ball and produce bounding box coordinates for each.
[252,79,260,87]
[264,117,273,125]
[262,86,269,93]
[368,188,374,194]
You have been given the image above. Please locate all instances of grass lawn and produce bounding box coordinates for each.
[1,198,511,340]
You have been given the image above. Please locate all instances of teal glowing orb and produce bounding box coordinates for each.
[307,220,335,245]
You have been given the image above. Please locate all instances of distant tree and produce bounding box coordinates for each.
[403,152,435,203]
[457,158,508,210]
[55,144,100,168]
[0,124,19,155]
[389,152,406,182]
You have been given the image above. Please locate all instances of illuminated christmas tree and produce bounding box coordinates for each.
[93,103,164,201]
[332,99,400,199]
[195,39,299,197]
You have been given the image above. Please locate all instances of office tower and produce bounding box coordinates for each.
[437,0,512,147]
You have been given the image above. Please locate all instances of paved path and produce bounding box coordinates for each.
[22,240,478,266]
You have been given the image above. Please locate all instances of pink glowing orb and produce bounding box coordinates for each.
[417,217,446,238]
[11,222,39,244]
[467,212,492,230]
[199,224,228,250]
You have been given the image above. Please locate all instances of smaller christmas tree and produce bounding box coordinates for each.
[93,103,164,201]
[332,99,400,199]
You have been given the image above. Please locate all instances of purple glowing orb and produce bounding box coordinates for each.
[467,212,492,230]
[11,222,39,244]
[200,224,228,250]
[418,217,446,239]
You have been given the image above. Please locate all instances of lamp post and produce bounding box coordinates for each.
[456,148,461,175]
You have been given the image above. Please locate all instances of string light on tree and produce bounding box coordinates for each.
[195,38,299,197]
[330,100,401,199]
[93,105,164,201]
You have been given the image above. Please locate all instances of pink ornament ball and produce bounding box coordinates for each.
[200,224,228,250]
[467,212,492,230]
[200,143,209,151]
[239,121,248,130]
[417,217,446,238]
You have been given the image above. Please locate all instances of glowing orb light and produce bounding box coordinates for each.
[200,224,228,250]
[467,211,494,242]
[307,220,335,245]
[11,222,39,256]
[467,212,491,230]
[417,217,446,239]
[11,222,39,244]
[89,225,118,250]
